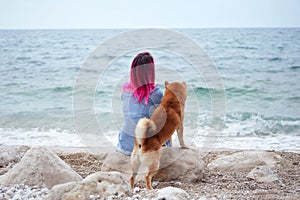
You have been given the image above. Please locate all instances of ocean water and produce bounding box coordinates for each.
[0,28,299,151]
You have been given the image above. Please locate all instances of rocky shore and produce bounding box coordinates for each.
[0,145,299,199]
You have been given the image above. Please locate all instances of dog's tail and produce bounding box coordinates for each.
[135,118,156,146]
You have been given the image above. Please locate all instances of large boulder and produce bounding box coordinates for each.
[144,186,190,200]
[0,146,82,188]
[101,150,130,173]
[154,148,205,182]
[48,171,131,200]
[208,150,282,171]
[101,147,205,183]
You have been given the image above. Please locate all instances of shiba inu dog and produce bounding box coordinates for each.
[130,81,188,189]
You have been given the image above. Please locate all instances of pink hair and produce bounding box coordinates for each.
[123,52,155,104]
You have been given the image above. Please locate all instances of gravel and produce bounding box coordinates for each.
[1,150,299,199]
[0,184,49,200]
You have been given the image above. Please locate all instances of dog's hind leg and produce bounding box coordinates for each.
[145,151,160,190]
[130,149,141,189]
[177,124,188,149]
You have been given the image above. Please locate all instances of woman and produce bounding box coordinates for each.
[117,52,170,155]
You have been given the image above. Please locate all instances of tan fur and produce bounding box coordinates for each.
[135,118,149,146]
[130,81,188,190]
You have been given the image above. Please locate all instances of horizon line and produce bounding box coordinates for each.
[0,26,300,30]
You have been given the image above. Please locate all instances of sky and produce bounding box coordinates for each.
[0,0,299,29]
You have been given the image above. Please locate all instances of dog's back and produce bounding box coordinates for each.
[130,81,187,190]
[135,81,187,151]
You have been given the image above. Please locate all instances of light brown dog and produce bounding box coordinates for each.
[130,81,188,190]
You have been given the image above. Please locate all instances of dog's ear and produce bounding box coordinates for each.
[182,82,186,87]
[165,81,170,87]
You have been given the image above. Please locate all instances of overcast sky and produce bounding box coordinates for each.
[0,0,299,29]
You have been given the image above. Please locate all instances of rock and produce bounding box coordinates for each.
[48,182,78,199]
[0,163,13,176]
[0,145,29,167]
[0,146,82,188]
[152,181,159,187]
[101,150,131,173]
[101,147,205,183]
[133,186,140,193]
[89,194,100,200]
[144,186,190,200]
[132,194,141,199]
[47,171,131,200]
[154,148,205,182]
[175,181,182,186]
[246,165,279,183]
[208,150,282,171]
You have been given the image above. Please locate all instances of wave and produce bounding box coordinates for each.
[223,112,300,136]
[226,87,260,96]
[56,56,72,60]
[0,128,82,147]
[268,57,282,62]
[8,86,73,95]
[192,111,300,151]
[287,96,300,102]
[16,56,31,61]
[193,87,210,95]
[51,86,73,93]
[235,46,258,50]
[28,60,46,66]
[1,111,299,150]
[193,86,261,97]
[290,65,300,70]
[22,86,74,96]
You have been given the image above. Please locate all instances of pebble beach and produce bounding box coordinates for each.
[0,145,299,199]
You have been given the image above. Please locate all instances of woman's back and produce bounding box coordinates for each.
[117,85,163,155]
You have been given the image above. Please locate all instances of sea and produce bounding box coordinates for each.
[0,28,299,152]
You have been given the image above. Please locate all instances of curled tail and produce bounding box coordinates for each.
[135,118,156,146]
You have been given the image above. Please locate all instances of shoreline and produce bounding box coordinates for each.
[1,144,299,154]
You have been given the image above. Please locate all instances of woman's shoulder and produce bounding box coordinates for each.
[151,85,163,96]
[149,85,163,104]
